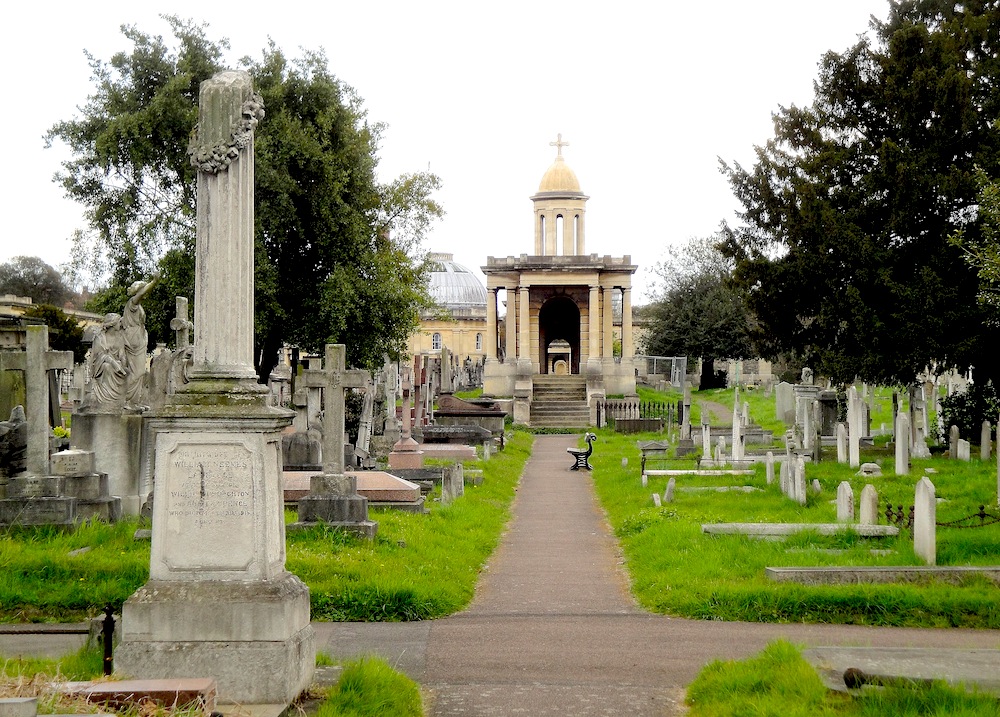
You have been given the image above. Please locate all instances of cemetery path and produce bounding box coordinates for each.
[311,434,1000,716]
[696,398,734,425]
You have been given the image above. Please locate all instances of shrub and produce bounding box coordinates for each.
[939,381,998,442]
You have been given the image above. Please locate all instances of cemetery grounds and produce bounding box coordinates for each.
[3,388,1000,714]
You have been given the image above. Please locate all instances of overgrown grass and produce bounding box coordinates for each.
[0,520,149,622]
[0,431,533,623]
[1,643,103,681]
[686,640,999,717]
[317,655,423,717]
[590,427,1000,628]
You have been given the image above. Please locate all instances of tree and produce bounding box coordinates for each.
[643,235,754,389]
[21,304,87,363]
[47,18,441,380]
[0,256,74,306]
[951,166,1000,319]
[720,1,1000,386]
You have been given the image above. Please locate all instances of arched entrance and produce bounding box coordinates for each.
[538,296,581,374]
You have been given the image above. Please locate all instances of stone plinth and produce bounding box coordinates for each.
[388,438,424,469]
[71,412,144,515]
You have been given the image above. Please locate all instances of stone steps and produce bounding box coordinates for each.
[529,375,590,428]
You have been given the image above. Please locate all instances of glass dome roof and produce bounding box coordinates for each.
[427,252,487,309]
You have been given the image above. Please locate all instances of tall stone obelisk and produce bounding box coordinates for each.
[116,71,314,704]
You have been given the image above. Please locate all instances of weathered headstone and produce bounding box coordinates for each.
[981,420,992,461]
[765,451,774,485]
[846,386,862,468]
[858,484,878,525]
[442,463,464,504]
[652,492,662,508]
[793,455,807,505]
[701,418,711,458]
[957,439,971,461]
[895,412,910,475]
[836,422,848,464]
[836,481,854,522]
[950,424,960,457]
[775,381,794,424]
[116,71,314,704]
[913,477,936,565]
[664,477,676,503]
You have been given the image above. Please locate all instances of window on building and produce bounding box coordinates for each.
[432,333,441,350]
[476,333,483,351]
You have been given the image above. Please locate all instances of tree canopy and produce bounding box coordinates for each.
[642,235,754,388]
[0,256,75,307]
[720,0,1000,386]
[47,17,442,379]
[21,304,87,363]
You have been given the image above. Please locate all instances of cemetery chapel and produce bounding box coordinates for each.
[482,135,637,416]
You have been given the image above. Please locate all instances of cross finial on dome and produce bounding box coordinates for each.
[549,133,569,157]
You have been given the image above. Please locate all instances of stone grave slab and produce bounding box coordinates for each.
[803,647,1000,696]
[58,678,216,712]
[766,565,1000,585]
[702,523,899,537]
[418,443,477,460]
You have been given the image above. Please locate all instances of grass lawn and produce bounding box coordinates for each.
[588,391,1000,627]
[0,431,533,623]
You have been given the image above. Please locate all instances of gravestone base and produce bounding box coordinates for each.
[0,495,77,527]
[75,496,122,522]
[116,576,313,704]
[119,405,314,704]
[293,474,378,538]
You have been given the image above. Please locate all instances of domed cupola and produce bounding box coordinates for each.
[530,134,589,256]
[426,252,487,314]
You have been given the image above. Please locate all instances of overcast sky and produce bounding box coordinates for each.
[2,1,890,304]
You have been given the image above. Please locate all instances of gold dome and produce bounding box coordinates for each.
[537,155,581,193]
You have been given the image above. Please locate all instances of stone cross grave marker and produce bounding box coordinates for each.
[300,344,369,476]
[18,326,73,476]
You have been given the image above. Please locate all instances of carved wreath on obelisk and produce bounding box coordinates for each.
[187,93,265,174]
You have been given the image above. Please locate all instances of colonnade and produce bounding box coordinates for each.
[484,285,633,369]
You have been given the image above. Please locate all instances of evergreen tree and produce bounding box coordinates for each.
[721,0,1000,385]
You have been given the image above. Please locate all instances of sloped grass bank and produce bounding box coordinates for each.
[686,640,999,717]
[589,429,1000,628]
[0,431,533,623]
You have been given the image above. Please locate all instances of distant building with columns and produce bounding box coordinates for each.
[482,136,637,426]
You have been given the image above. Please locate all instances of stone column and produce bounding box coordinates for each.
[485,288,497,361]
[518,285,531,367]
[587,284,600,367]
[576,212,585,255]
[505,288,518,364]
[602,287,614,359]
[546,212,557,255]
[622,286,633,360]
[187,74,260,385]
